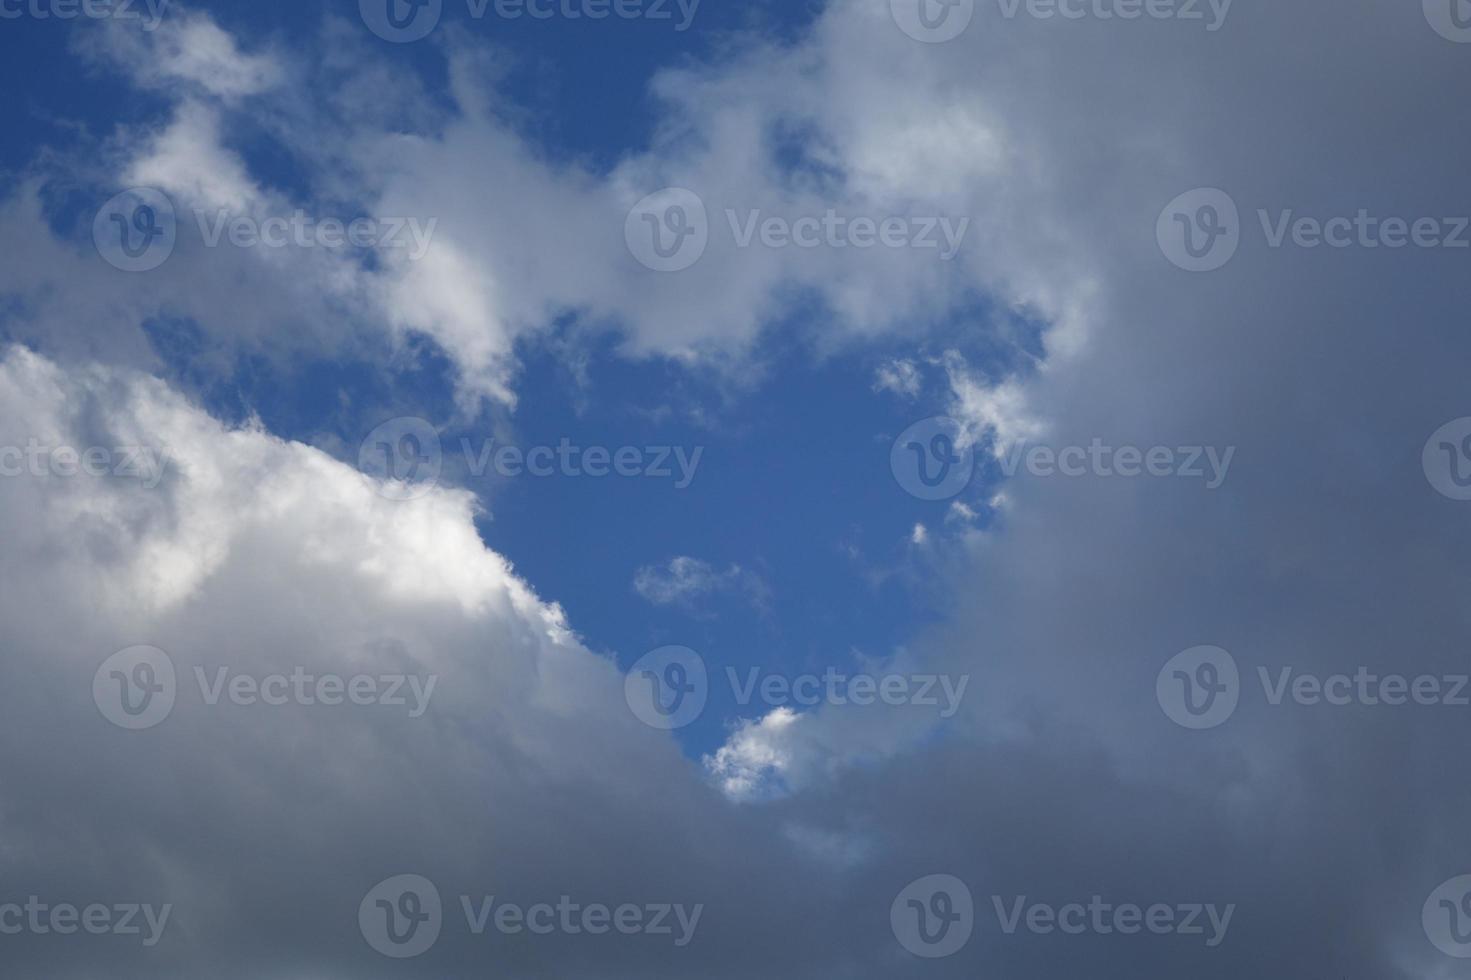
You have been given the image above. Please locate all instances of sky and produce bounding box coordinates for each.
[1,0,1471,977]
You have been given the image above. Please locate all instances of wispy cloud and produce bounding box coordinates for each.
[632,556,770,613]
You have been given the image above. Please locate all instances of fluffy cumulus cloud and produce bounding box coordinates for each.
[0,345,860,978]
[2,0,1469,977]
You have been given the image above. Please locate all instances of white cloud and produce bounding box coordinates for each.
[15,7,1102,411]
[873,358,923,398]
[633,556,769,612]
[125,101,262,213]
[941,350,1046,457]
[77,10,284,98]
[0,346,846,976]
[704,707,804,802]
